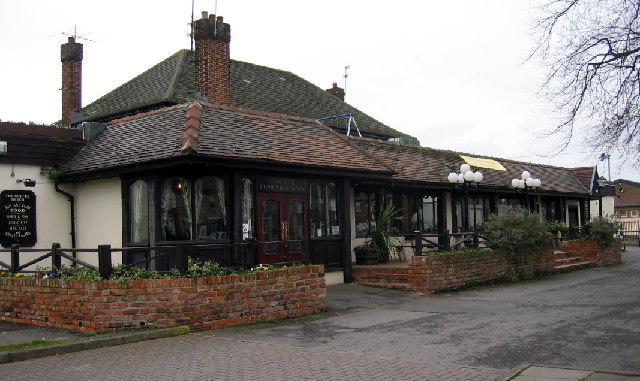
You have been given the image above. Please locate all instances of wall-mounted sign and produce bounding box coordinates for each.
[1,190,37,247]
[257,177,308,193]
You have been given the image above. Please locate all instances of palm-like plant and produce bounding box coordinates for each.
[366,203,402,263]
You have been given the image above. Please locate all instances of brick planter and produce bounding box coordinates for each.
[560,240,622,266]
[408,249,555,294]
[0,266,326,333]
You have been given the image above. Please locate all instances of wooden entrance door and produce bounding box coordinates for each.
[257,193,307,264]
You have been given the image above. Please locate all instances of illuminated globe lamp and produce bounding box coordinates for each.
[448,163,484,186]
[510,171,541,190]
[511,170,542,212]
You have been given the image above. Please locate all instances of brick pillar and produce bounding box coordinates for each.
[61,37,83,126]
[193,12,231,105]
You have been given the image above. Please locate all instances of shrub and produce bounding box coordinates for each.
[484,206,554,255]
[587,217,620,247]
[184,258,233,278]
[546,220,568,234]
[109,264,168,282]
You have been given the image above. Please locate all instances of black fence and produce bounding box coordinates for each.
[410,227,598,257]
[0,241,260,278]
[411,230,488,256]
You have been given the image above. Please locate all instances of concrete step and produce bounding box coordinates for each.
[354,281,413,291]
[554,256,584,265]
[554,260,597,272]
[553,250,573,258]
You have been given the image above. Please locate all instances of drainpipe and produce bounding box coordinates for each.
[54,181,76,254]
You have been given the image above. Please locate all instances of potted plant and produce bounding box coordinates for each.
[354,203,401,264]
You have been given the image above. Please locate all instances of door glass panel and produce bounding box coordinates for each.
[262,199,280,253]
[288,199,304,251]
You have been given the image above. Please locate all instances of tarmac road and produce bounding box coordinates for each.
[212,246,640,373]
[0,246,638,380]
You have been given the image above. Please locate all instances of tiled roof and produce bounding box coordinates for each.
[61,101,393,177]
[569,167,596,192]
[78,50,417,143]
[353,139,591,195]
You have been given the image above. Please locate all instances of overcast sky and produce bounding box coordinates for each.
[1,0,637,182]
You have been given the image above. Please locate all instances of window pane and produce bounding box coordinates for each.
[455,199,463,232]
[129,180,148,243]
[421,195,438,233]
[195,176,227,240]
[241,178,254,240]
[310,183,325,238]
[400,194,415,233]
[327,183,339,236]
[161,177,192,240]
[355,191,375,238]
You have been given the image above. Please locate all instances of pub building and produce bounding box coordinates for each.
[0,12,603,282]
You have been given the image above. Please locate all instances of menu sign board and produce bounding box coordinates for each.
[1,190,36,247]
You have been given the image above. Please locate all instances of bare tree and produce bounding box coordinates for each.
[532,0,640,163]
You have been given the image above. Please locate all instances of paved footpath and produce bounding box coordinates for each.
[0,334,503,381]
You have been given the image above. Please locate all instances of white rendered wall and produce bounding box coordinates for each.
[74,177,123,266]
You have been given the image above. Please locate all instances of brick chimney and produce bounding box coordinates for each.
[193,12,231,105]
[61,36,83,126]
[326,82,345,101]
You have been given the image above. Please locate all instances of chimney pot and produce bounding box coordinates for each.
[209,14,216,19]
[217,16,223,21]
[68,36,75,43]
[332,82,338,88]
[201,11,208,19]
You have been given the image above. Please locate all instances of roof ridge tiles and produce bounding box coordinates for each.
[353,136,584,172]
[180,101,203,153]
[166,50,188,101]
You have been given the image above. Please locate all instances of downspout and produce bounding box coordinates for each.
[55,181,76,254]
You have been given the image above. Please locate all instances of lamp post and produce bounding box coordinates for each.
[596,176,607,217]
[448,164,483,231]
[511,171,541,213]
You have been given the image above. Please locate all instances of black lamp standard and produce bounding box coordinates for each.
[448,164,483,231]
[511,171,541,213]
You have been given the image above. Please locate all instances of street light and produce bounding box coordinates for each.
[511,171,541,212]
[448,164,483,231]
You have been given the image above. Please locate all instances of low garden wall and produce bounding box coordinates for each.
[0,265,326,333]
[560,240,622,266]
[408,249,555,294]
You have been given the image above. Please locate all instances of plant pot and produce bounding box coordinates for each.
[355,246,378,265]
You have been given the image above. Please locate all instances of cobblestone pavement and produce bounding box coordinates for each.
[0,335,504,380]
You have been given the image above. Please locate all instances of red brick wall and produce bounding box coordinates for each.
[560,240,622,266]
[408,249,554,294]
[0,266,325,333]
